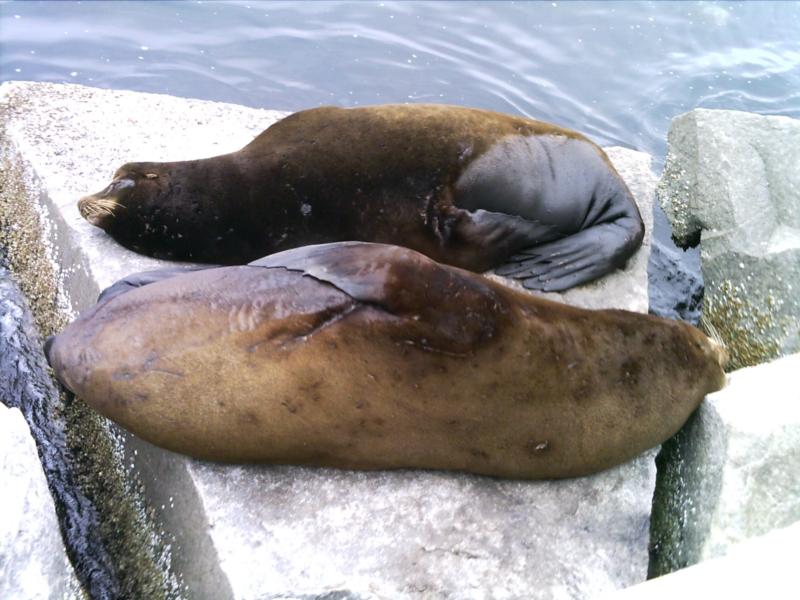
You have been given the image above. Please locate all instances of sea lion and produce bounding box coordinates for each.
[78,104,644,292]
[46,242,726,479]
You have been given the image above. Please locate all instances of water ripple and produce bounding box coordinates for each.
[4,1,797,160]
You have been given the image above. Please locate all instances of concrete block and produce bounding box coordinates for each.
[607,521,800,600]
[2,81,660,599]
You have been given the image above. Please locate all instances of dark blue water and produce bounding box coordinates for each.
[2,0,799,162]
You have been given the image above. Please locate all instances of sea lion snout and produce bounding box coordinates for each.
[78,194,109,227]
[78,177,133,228]
[711,338,729,369]
[43,333,73,393]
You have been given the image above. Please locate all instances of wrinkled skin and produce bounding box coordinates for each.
[78,104,644,292]
[47,242,726,479]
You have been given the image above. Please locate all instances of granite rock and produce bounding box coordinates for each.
[649,353,800,577]
[608,521,799,600]
[0,404,83,600]
[657,108,800,368]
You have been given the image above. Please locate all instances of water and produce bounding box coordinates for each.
[2,1,799,304]
[2,1,798,162]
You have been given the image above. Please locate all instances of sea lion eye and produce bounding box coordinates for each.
[145,173,159,179]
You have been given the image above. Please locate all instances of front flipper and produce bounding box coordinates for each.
[250,241,508,354]
[495,221,640,292]
[443,208,565,271]
[97,265,216,304]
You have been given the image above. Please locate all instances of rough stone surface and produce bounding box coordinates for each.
[647,208,703,324]
[2,81,660,599]
[0,403,83,600]
[608,521,800,600]
[649,353,800,577]
[657,108,800,368]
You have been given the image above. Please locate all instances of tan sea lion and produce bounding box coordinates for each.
[78,104,644,292]
[45,242,725,478]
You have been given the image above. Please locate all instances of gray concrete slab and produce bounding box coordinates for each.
[1,81,659,599]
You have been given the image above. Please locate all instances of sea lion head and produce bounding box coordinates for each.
[78,162,165,230]
[78,158,256,262]
[77,161,211,260]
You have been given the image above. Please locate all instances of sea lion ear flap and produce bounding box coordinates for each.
[145,173,159,179]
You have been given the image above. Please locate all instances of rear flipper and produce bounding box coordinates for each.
[495,221,641,292]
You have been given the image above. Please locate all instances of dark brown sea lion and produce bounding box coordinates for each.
[78,104,644,291]
[46,242,725,479]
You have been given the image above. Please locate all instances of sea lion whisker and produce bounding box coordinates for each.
[94,198,123,212]
[83,198,122,218]
[85,205,109,217]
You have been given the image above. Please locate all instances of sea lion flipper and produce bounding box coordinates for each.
[249,242,408,305]
[250,242,504,353]
[98,265,217,304]
[446,209,565,270]
[251,241,484,310]
[495,222,638,292]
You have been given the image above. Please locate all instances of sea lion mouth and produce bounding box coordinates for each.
[78,176,135,227]
[78,194,124,228]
